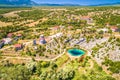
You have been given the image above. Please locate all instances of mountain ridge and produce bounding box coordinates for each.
[0,0,37,6]
[0,0,120,6]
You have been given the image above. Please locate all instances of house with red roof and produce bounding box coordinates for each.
[17,34,22,37]
[7,33,13,38]
[14,44,23,51]
[14,33,22,41]
[50,26,60,31]
[110,26,118,32]
[81,16,94,25]
[68,26,73,30]
[53,26,60,30]
[81,16,91,20]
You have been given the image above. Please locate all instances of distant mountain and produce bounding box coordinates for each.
[0,0,37,6]
[37,2,120,6]
[38,3,80,6]
[89,2,120,6]
[0,0,120,6]
[34,2,120,6]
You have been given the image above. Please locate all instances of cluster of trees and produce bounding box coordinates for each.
[91,44,103,57]
[18,10,50,20]
[39,69,75,80]
[0,25,27,39]
[0,60,75,80]
[0,53,116,80]
[93,12,120,26]
[0,16,26,23]
[116,38,120,47]
[0,8,31,14]
[93,6,120,11]
[0,61,32,80]
[40,19,64,26]
[0,15,20,22]
[108,37,120,48]
[74,9,95,16]
[37,61,75,80]
[102,58,120,73]
[0,8,31,22]
[0,8,18,14]
[75,72,115,80]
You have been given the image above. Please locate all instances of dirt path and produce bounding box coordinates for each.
[0,21,12,27]
[0,48,65,63]
[89,60,94,69]
[25,17,48,27]
[1,50,65,62]
[0,45,14,51]
[0,40,32,51]
[2,10,31,17]
[102,65,111,74]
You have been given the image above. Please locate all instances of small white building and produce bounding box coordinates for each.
[39,35,47,44]
[49,33,63,39]
[97,28,109,33]
[3,38,12,44]
[60,25,65,29]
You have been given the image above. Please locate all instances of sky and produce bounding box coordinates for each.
[33,0,120,5]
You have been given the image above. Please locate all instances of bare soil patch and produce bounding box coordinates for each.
[2,10,31,17]
[25,18,48,27]
[0,21,12,27]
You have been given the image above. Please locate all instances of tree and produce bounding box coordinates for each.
[0,65,32,80]
[36,62,42,76]
[26,61,36,74]
[51,63,58,70]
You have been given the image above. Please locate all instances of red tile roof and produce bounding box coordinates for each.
[7,33,13,37]
[14,44,22,48]
[17,34,22,37]
[53,26,60,30]
[68,26,73,29]
[111,26,118,30]
[81,16,91,19]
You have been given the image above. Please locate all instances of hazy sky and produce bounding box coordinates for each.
[33,0,120,5]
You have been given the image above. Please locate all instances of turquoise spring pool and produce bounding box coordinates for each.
[68,49,85,57]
